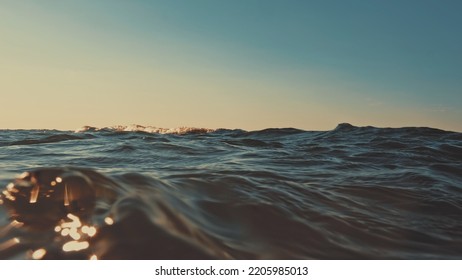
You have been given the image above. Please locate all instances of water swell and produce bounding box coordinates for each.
[8,134,89,146]
[0,167,221,259]
[0,123,461,259]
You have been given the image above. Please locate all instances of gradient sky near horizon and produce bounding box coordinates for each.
[1,1,461,131]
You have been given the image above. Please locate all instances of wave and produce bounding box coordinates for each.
[8,134,89,146]
[75,123,460,136]
[75,125,216,135]
[0,123,461,259]
[0,167,247,259]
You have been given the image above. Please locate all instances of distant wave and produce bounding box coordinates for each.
[75,123,459,135]
[8,134,89,146]
[75,125,216,134]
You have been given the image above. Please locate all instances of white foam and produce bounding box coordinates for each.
[75,125,216,134]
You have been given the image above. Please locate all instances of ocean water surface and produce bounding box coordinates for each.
[0,123,461,259]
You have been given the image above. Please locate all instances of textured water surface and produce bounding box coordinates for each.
[0,123,461,259]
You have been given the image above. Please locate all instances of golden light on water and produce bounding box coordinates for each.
[11,220,24,227]
[54,213,99,253]
[6,183,17,192]
[2,190,15,201]
[2,173,102,257]
[81,225,97,237]
[104,217,114,225]
[61,228,70,236]
[31,175,38,185]
[18,172,30,179]
[61,214,82,228]
[64,184,70,206]
[0,221,22,236]
[62,241,89,252]
[70,230,81,241]
[68,213,81,223]
[67,213,80,221]
[29,185,40,203]
[32,248,47,260]
[0,238,20,251]
[60,214,82,241]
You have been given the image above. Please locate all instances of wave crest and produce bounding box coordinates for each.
[75,125,216,135]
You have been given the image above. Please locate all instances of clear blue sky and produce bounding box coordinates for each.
[1,0,461,131]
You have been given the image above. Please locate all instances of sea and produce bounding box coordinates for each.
[0,123,461,259]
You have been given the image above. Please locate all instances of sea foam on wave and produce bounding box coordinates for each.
[75,124,216,134]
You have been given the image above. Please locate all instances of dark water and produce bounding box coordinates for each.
[0,123,461,259]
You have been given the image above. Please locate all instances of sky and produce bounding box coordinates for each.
[1,0,461,131]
